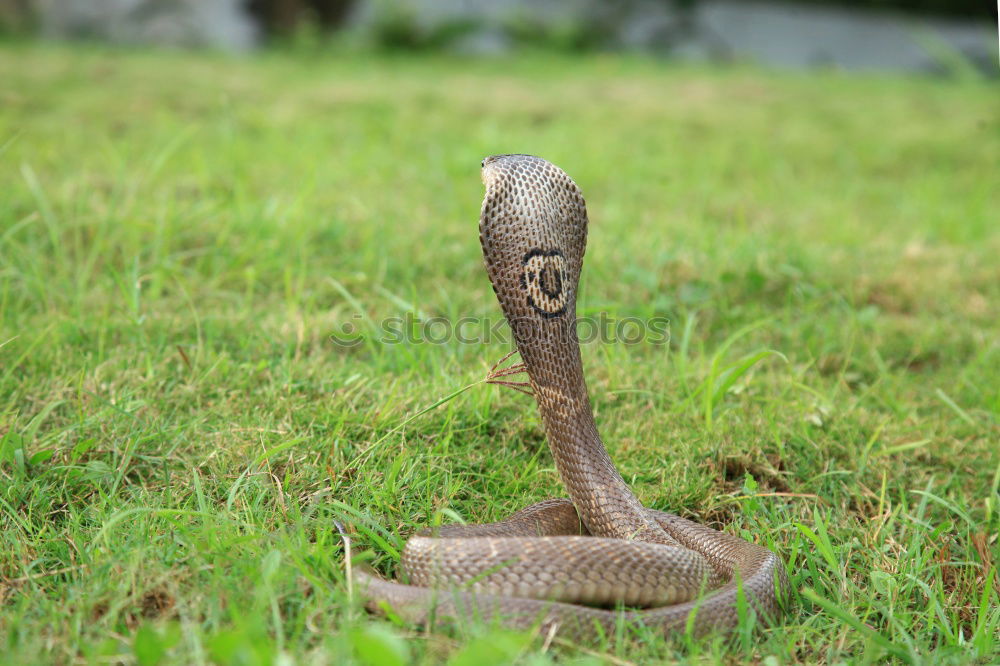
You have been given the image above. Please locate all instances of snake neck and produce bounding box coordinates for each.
[513,319,672,546]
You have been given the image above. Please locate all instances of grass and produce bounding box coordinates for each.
[0,43,998,664]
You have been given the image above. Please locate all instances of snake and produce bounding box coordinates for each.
[351,154,787,639]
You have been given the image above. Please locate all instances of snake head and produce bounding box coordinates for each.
[479,155,589,326]
[478,155,592,400]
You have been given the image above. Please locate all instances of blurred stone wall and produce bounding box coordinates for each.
[245,0,356,37]
[350,0,993,73]
[35,0,257,49]
[11,0,997,74]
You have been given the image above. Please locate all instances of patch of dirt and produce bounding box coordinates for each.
[699,502,740,529]
[90,601,108,622]
[140,587,175,619]
[901,351,941,373]
[971,532,1000,596]
[716,453,790,493]
[862,278,916,315]
[934,535,978,638]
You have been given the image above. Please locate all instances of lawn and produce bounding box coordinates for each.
[0,44,997,664]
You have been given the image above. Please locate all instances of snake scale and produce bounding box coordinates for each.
[352,154,787,639]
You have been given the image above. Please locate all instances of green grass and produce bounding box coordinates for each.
[1,44,998,664]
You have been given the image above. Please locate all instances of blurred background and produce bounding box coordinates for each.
[1,2,998,664]
[1,0,995,74]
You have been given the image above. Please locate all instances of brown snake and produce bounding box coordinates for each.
[351,154,788,638]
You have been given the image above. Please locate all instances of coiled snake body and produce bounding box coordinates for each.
[354,155,787,638]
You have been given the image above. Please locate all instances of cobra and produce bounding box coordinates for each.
[351,154,788,639]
